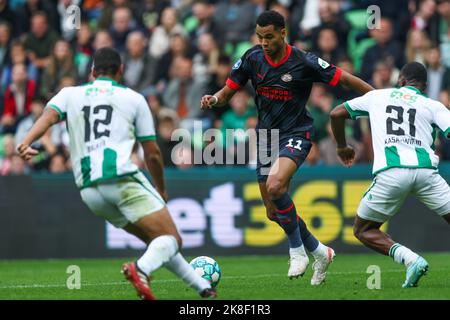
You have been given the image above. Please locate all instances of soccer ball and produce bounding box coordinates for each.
[189,256,222,287]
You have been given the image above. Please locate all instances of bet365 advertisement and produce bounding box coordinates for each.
[0,165,449,259]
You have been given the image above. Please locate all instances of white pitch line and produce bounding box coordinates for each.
[2,268,446,290]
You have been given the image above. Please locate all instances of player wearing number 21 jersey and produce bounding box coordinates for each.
[330,62,450,289]
[17,47,217,300]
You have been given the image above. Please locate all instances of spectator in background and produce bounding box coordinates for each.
[109,6,140,54]
[1,63,36,133]
[361,17,405,81]
[23,11,60,71]
[411,0,440,44]
[98,0,137,30]
[49,152,68,173]
[74,21,94,81]
[189,0,223,49]
[405,29,431,64]
[135,0,171,32]
[148,6,187,59]
[15,97,58,171]
[154,33,191,90]
[309,0,350,52]
[83,29,113,82]
[0,134,17,175]
[163,56,207,122]
[192,33,219,83]
[14,0,59,36]
[1,40,38,93]
[369,59,395,89]
[205,54,232,126]
[313,27,345,65]
[40,40,77,99]
[425,46,449,100]
[9,154,28,175]
[214,0,257,46]
[220,89,255,161]
[122,31,156,93]
[307,83,335,144]
[319,120,363,165]
[0,0,16,35]
[0,21,11,70]
[156,108,179,167]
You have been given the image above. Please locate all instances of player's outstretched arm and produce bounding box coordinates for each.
[330,104,356,167]
[201,85,237,109]
[141,140,168,202]
[17,108,60,161]
[338,69,374,94]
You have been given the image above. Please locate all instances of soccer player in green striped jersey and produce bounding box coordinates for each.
[330,62,450,288]
[17,47,216,300]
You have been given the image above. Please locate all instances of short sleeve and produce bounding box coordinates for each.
[226,49,252,90]
[46,87,69,121]
[433,102,450,139]
[343,92,372,120]
[304,51,342,86]
[135,94,156,142]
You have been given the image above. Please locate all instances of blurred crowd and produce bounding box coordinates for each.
[1,0,450,176]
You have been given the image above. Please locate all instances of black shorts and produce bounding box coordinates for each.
[256,131,312,182]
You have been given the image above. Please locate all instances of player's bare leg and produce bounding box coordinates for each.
[353,216,428,288]
[353,216,393,255]
[122,207,215,300]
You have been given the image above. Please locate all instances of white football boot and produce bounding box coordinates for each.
[311,247,335,285]
[288,247,310,279]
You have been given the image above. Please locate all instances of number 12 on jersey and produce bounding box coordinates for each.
[82,105,113,142]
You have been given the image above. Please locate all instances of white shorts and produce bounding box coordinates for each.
[80,171,165,228]
[357,168,450,223]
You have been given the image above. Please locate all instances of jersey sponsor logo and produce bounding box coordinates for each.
[232,59,242,70]
[317,58,330,69]
[390,90,418,103]
[256,86,293,101]
[281,73,293,82]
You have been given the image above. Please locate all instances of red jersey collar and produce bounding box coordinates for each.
[264,44,292,68]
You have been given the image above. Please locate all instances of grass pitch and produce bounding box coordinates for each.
[0,252,449,300]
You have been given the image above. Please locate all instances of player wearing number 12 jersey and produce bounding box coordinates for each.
[201,11,374,284]
[17,47,216,300]
[331,62,450,288]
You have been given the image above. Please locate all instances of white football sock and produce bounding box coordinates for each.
[137,235,178,275]
[389,243,419,268]
[164,253,211,293]
[310,242,328,260]
[290,245,307,257]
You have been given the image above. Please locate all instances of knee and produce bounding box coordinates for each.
[266,208,278,222]
[266,178,287,199]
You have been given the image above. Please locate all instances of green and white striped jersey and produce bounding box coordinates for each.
[46,77,156,188]
[344,86,450,175]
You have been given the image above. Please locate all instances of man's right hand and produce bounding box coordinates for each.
[17,143,39,161]
[200,95,218,110]
[336,146,355,167]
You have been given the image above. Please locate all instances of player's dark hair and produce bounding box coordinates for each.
[92,47,121,76]
[256,10,285,30]
[399,62,427,91]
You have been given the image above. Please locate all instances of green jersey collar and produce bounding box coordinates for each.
[402,85,426,97]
